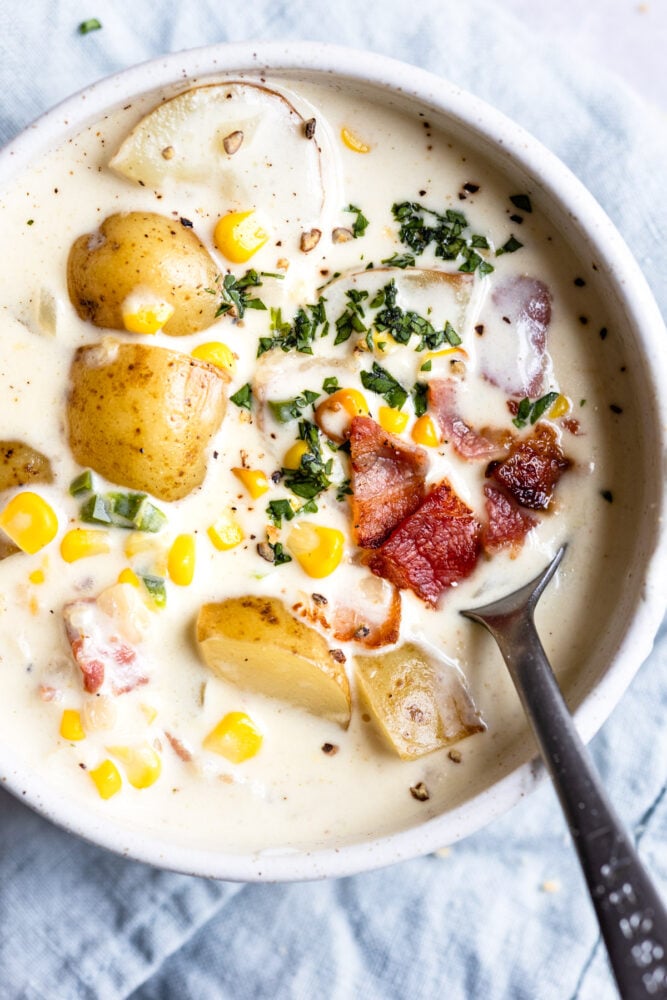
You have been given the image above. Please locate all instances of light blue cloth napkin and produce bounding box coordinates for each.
[0,2,665,998]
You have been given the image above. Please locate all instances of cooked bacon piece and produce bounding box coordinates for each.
[488,423,570,510]
[332,581,402,648]
[481,484,538,553]
[429,379,513,460]
[368,481,481,606]
[63,584,151,695]
[477,275,551,397]
[349,415,429,548]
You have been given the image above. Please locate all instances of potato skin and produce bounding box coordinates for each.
[67,212,220,336]
[197,596,351,727]
[0,441,53,491]
[67,340,227,501]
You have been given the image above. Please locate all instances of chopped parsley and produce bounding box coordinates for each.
[380,252,416,269]
[266,499,296,526]
[360,362,408,410]
[512,391,560,428]
[496,235,524,256]
[509,194,533,213]
[282,421,333,501]
[268,542,292,565]
[412,382,429,418]
[336,478,353,501]
[345,204,370,238]
[391,201,494,276]
[268,390,320,423]
[334,289,368,346]
[370,280,461,352]
[258,298,328,356]
[215,270,267,320]
[230,383,253,410]
[322,376,339,395]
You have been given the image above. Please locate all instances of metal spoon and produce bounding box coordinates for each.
[461,547,667,998]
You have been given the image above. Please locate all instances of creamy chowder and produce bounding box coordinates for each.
[0,73,636,857]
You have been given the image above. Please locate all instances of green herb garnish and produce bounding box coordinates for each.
[282,421,333,501]
[322,376,339,395]
[268,542,292,566]
[268,390,320,423]
[345,204,370,238]
[509,194,533,213]
[495,235,524,257]
[215,270,266,320]
[78,18,102,34]
[412,382,429,418]
[257,298,328,356]
[360,362,408,410]
[336,478,352,501]
[266,499,296,527]
[380,252,416,269]
[230,383,253,410]
[512,391,560,429]
[391,201,494,275]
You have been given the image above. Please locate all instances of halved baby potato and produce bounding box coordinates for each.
[67,212,220,336]
[354,643,484,759]
[109,82,326,250]
[196,596,351,728]
[67,340,228,502]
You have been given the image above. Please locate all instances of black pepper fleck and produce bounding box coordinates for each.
[601,489,614,503]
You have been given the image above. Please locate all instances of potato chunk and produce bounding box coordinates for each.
[67,212,219,336]
[196,597,351,728]
[354,644,484,759]
[67,340,227,501]
[0,440,53,491]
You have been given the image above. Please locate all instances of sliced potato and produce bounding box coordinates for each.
[67,212,220,336]
[354,643,484,759]
[109,82,325,242]
[67,340,227,502]
[196,596,351,728]
[0,441,53,491]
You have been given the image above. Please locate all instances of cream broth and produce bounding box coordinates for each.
[0,76,634,855]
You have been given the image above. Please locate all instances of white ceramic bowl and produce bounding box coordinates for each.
[1,42,665,881]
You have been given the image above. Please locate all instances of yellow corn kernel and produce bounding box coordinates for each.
[167,533,196,586]
[207,513,244,551]
[140,704,158,725]
[117,567,140,587]
[314,388,369,442]
[89,759,122,800]
[331,388,368,417]
[232,467,270,499]
[60,708,85,741]
[378,406,409,434]
[60,528,110,563]
[0,492,58,554]
[204,711,263,763]
[29,568,45,584]
[122,300,174,335]
[123,533,168,575]
[341,126,371,153]
[283,440,310,470]
[214,210,270,263]
[287,522,344,578]
[423,346,469,364]
[107,744,162,789]
[549,394,570,419]
[411,414,440,448]
[191,341,236,375]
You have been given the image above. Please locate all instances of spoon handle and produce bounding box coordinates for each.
[491,615,667,998]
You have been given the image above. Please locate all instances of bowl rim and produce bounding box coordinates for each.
[1,39,666,882]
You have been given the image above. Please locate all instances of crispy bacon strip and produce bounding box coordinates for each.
[429,379,513,460]
[488,423,570,510]
[368,481,481,606]
[481,484,538,554]
[349,415,429,548]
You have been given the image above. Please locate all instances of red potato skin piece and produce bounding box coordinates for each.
[488,423,570,510]
[481,484,538,553]
[368,481,481,606]
[349,415,429,549]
